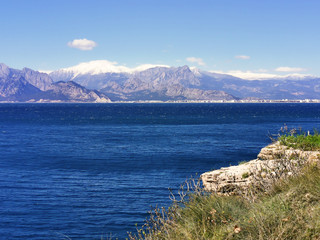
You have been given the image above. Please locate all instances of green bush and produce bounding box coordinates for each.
[278,132,320,151]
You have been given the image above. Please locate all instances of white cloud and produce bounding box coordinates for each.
[210,70,314,80]
[67,38,97,51]
[275,67,306,72]
[235,55,250,60]
[186,57,205,66]
[217,70,278,80]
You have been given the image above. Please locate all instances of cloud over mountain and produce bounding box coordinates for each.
[275,67,306,72]
[186,57,205,66]
[53,60,170,77]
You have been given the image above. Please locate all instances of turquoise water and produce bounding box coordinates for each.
[0,103,319,239]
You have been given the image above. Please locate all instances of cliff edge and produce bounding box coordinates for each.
[201,141,320,193]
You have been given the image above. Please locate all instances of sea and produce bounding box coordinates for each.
[0,103,319,239]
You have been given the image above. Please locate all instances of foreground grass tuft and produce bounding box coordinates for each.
[129,164,320,240]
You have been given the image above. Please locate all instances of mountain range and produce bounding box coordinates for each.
[0,63,110,102]
[1,61,320,102]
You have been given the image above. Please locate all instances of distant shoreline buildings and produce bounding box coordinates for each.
[112,99,320,104]
[1,99,320,104]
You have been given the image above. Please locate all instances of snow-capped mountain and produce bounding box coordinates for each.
[49,60,169,79]
[49,60,320,101]
[50,62,239,101]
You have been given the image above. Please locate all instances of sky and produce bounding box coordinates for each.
[1,0,320,79]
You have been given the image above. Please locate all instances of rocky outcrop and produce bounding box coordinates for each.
[201,142,320,193]
[257,142,320,162]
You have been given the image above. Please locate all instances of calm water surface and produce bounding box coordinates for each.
[0,103,319,239]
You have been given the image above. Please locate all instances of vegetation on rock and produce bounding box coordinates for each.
[278,129,320,151]
[128,163,320,240]
[127,131,320,240]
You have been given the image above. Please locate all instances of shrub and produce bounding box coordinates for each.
[278,132,320,151]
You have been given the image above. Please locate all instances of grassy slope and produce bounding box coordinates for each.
[129,165,320,240]
[128,133,320,239]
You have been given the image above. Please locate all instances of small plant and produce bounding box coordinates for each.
[242,172,249,179]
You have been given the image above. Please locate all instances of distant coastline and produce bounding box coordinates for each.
[112,99,320,104]
[1,99,320,104]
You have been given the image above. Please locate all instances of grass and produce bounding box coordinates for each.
[128,164,320,240]
[278,130,320,151]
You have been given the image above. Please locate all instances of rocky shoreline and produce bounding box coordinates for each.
[201,141,320,193]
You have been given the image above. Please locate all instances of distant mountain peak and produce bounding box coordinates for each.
[189,67,202,76]
[0,63,10,77]
[60,60,130,76]
[180,65,190,70]
[0,63,9,69]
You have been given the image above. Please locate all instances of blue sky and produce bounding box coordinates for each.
[1,0,320,78]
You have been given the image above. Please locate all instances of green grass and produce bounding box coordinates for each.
[278,132,320,151]
[128,164,320,240]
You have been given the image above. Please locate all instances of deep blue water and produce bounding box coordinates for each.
[0,103,319,239]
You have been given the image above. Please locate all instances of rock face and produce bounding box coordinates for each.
[45,81,111,103]
[201,142,320,193]
[0,63,111,103]
[22,67,53,91]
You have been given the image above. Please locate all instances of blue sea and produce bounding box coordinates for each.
[0,103,319,239]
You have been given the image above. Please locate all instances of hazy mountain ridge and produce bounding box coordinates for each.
[50,61,320,101]
[0,63,111,102]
